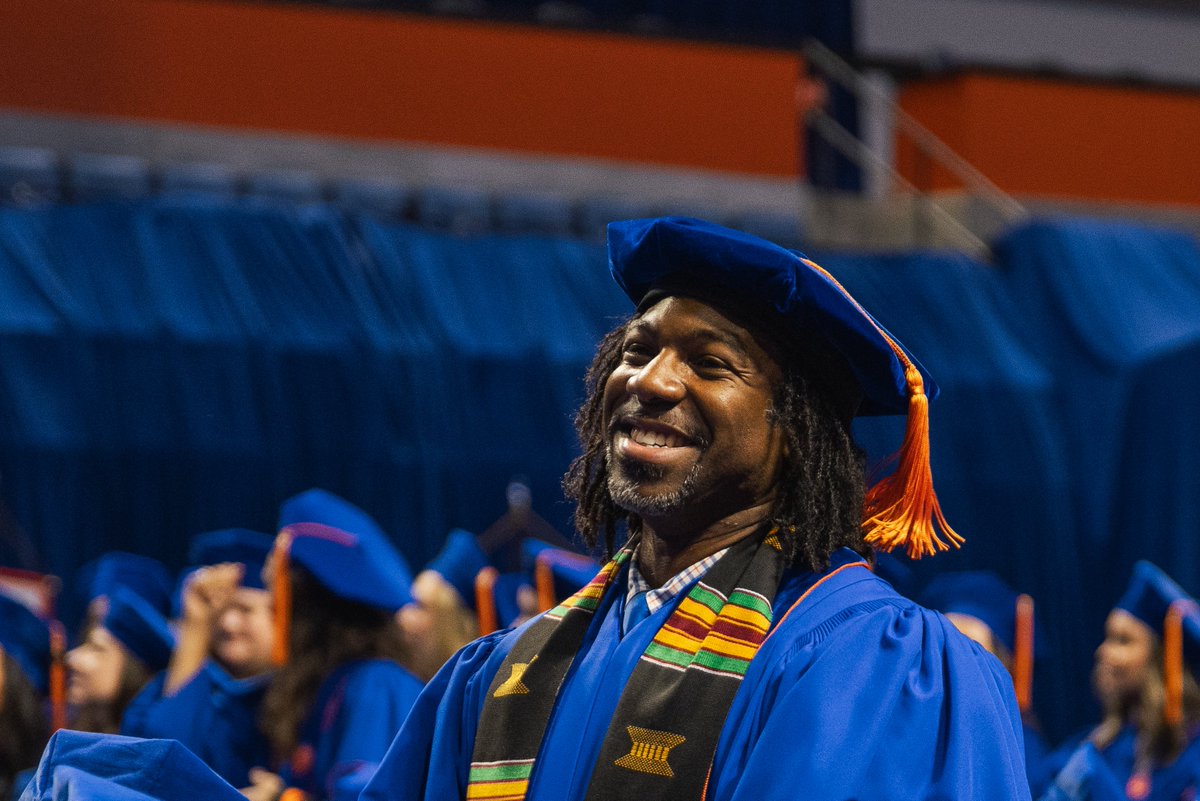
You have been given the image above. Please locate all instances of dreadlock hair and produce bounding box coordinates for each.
[563,314,869,573]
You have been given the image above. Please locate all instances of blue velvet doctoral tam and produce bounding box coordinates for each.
[362,549,1031,801]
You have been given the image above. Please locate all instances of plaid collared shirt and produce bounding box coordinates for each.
[626,546,731,615]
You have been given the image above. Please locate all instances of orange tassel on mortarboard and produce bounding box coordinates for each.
[48,619,67,731]
[798,258,963,560]
[535,557,555,614]
[271,530,294,668]
[475,567,499,637]
[862,364,964,559]
[1164,599,1197,727]
[1013,594,1035,714]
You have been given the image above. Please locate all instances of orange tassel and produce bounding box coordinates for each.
[475,567,499,637]
[1013,594,1034,714]
[1164,599,1196,727]
[535,556,555,614]
[862,366,964,559]
[271,530,293,668]
[797,258,962,560]
[48,619,68,731]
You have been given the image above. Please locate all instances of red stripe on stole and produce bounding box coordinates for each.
[672,601,715,625]
[662,612,710,641]
[709,616,767,644]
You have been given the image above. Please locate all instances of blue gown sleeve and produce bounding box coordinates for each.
[360,633,510,801]
[117,663,269,787]
[318,662,424,800]
[709,601,1032,801]
[1037,743,1127,801]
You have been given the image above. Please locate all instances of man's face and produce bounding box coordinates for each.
[601,296,786,530]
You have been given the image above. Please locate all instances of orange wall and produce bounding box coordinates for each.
[0,0,804,177]
[899,72,1200,206]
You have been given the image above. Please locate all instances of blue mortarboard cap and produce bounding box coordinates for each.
[278,489,413,587]
[283,522,412,612]
[187,529,274,591]
[426,529,489,608]
[921,571,1027,654]
[607,216,937,417]
[77,552,173,619]
[0,593,51,693]
[20,730,246,801]
[1116,561,1200,672]
[102,587,175,673]
[1117,561,1195,635]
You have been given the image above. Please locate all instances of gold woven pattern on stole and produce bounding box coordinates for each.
[613,726,686,777]
[494,657,536,698]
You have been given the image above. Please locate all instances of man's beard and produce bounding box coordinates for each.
[606,455,702,517]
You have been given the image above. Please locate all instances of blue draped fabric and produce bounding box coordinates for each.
[995,218,1200,730]
[2,200,1200,745]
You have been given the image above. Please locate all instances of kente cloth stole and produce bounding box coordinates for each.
[467,531,785,801]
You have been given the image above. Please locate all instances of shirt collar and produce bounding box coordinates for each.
[626,546,730,615]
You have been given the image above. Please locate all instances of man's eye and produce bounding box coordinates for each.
[693,355,729,372]
[622,343,653,363]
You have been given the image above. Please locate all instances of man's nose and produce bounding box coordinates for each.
[626,353,686,403]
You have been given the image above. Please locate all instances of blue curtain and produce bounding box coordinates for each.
[3,199,1200,744]
[817,249,1083,739]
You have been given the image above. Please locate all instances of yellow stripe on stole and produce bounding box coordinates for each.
[466,780,530,800]
[719,604,770,631]
[653,628,704,655]
[699,633,759,660]
[675,596,719,626]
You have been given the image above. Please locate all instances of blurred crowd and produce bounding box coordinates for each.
[2,485,1199,800]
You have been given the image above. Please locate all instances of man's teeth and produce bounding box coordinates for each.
[629,427,686,448]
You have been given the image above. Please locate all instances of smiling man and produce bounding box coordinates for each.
[363,217,1031,801]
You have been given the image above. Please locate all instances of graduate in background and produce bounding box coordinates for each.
[921,570,1049,789]
[1040,562,1200,801]
[361,217,1030,801]
[71,553,172,638]
[0,595,54,800]
[239,521,422,801]
[397,529,487,683]
[65,587,172,735]
[121,529,275,787]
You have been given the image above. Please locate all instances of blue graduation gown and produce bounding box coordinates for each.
[120,662,270,787]
[1040,727,1200,801]
[363,549,1031,801]
[280,659,422,801]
